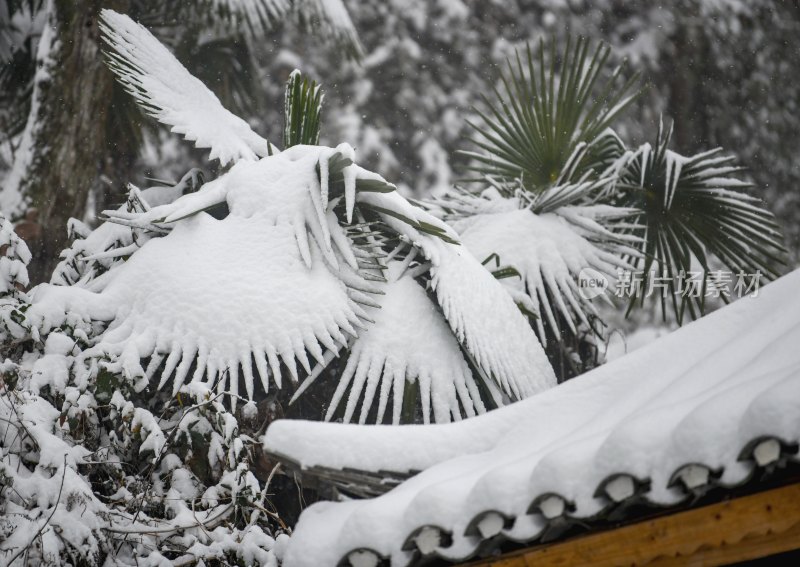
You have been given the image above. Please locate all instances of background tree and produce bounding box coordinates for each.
[0,0,360,283]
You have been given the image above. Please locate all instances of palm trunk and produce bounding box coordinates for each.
[8,0,126,284]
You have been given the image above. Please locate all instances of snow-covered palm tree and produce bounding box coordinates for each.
[29,11,556,427]
[442,37,787,378]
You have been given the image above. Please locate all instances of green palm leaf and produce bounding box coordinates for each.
[618,118,788,323]
[461,36,641,191]
[283,70,323,148]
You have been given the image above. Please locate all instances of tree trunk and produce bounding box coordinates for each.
[13,0,126,284]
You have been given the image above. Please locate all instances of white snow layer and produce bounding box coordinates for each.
[27,144,555,415]
[99,10,275,166]
[324,261,484,425]
[265,267,800,567]
[453,205,630,339]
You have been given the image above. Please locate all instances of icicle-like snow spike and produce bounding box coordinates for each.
[229,363,240,410]
[308,174,332,251]
[316,325,339,353]
[344,165,357,223]
[306,217,338,270]
[561,277,592,329]
[171,343,197,396]
[329,143,357,223]
[304,335,327,367]
[664,150,684,210]
[192,344,209,384]
[319,151,330,210]
[241,351,255,400]
[290,346,341,404]
[292,336,313,375]
[351,247,386,260]
[326,350,358,420]
[282,350,300,385]
[158,345,182,390]
[265,346,282,389]
[391,366,406,425]
[375,365,394,424]
[419,370,432,424]
[145,353,165,380]
[329,211,359,270]
[393,248,419,280]
[360,271,388,283]
[639,143,651,187]
[348,308,372,329]
[542,270,577,335]
[463,372,485,417]
[385,242,409,263]
[453,373,475,419]
[254,350,270,394]
[407,262,432,279]
[337,266,385,295]
[329,323,350,350]
[343,359,371,423]
[293,216,313,269]
[348,289,383,309]
[206,359,219,390]
[358,357,385,424]
[216,368,227,396]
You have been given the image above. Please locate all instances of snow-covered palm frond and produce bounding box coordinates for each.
[43,20,555,421]
[434,188,638,344]
[52,171,205,287]
[94,145,555,418]
[87,146,383,399]
[99,10,276,166]
[617,118,788,322]
[358,191,556,404]
[320,260,485,425]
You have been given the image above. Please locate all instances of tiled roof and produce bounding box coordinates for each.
[263,269,800,567]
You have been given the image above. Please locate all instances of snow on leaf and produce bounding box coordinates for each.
[327,261,484,425]
[359,191,556,401]
[442,190,636,341]
[99,10,276,166]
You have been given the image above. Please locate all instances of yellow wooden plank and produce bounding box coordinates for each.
[466,482,800,567]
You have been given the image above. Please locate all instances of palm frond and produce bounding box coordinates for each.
[200,0,290,35]
[99,9,276,166]
[446,192,636,342]
[194,0,362,59]
[291,0,363,60]
[284,70,323,148]
[618,118,788,323]
[180,33,260,120]
[323,260,486,425]
[461,36,641,192]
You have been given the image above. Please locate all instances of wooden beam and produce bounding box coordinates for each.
[466,482,800,567]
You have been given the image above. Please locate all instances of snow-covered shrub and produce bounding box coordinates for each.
[1,215,288,564]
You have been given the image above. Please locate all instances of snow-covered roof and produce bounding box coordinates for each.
[263,268,800,567]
